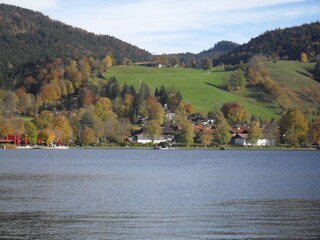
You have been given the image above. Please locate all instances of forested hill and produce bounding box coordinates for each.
[217,22,320,65]
[170,41,239,68]
[0,4,151,85]
[197,41,239,60]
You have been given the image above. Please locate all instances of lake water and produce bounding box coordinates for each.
[0,149,320,239]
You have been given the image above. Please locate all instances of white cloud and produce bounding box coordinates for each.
[0,0,58,10]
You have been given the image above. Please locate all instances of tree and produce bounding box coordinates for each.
[264,119,280,144]
[80,127,96,146]
[227,69,246,92]
[94,97,113,120]
[279,108,309,146]
[115,118,131,143]
[158,85,168,105]
[311,119,320,144]
[79,87,94,107]
[176,120,195,146]
[24,121,38,145]
[100,55,113,73]
[221,102,251,125]
[202,58,213,70]
[314,61,320,80]
[247,121,263,145]
[38,128,55,145]
[0,115,13,137]
[53,115,73,145]
[4,91,19,114]
[144,120,162,143]
[213,111,231,145]
[200,129,212,147]
[300,52,308,63]
[104,111,118,144]
[171,56,180,67]
[33,111,54,130]
[146,96,165,125]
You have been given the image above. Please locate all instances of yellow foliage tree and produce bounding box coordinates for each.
[80,127,96,146]
[200,129,212,147]
[38,128,55,145]
[300,52,308,63]
[279,108,309,146]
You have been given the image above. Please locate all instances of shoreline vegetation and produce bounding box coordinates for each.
[1,143,318,151]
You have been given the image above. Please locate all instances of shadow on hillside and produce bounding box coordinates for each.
[296,91,314,104]
[296,70,313,79]
[246,88,273,103]
[204,82,226,91]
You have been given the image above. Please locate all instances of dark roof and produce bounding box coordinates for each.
[162,127,175,134]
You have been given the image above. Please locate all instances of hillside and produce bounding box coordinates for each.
[0,4,151,88]
[217,22,320,65]
[106,61,320,120]
[265,61,319,114]
[106,66,282,120]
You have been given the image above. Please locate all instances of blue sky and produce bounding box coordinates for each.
[1,0,319,54]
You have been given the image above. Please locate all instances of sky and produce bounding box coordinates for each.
[1,0,319,54]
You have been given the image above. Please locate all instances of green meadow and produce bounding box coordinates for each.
[106,66,281,120]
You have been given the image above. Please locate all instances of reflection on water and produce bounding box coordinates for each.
[0,149,320,239]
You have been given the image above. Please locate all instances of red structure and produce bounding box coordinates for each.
[1,135,28,145]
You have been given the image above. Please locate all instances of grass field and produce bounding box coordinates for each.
[106,66,281,120]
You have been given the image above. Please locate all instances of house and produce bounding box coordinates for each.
[230,132,276,146]
[190,114,214,125]
[162,127,176,142]
[165,109,176,121]
[132,127,176,144]
[231,133,248,146]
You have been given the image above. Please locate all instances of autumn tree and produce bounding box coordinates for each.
[279,108,309,146]
[80,127,96,146]
[300,52,308,63]
[213,111,231,145]
[53,115,73,145]
[247,121,263,145]
[0,115,13,137]
[79,87,94,107]
[115,118,131,143]
[38,128,55,145]
[175,119,195,146]
[146,96,165,125]
[94,97,113,120]
[100,55,113,73]
[78,57,91,79]
[144,120,162,143]
[221,102,251,125]
[104,111,119,144]
[200,129,212,147]
[311,119,320,144]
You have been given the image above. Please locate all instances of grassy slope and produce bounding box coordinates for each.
[265,61,319,115]
[106,66,281,120]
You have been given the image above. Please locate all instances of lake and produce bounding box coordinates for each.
[0,149,319,239]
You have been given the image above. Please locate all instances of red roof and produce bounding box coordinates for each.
[231,126,249,134]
